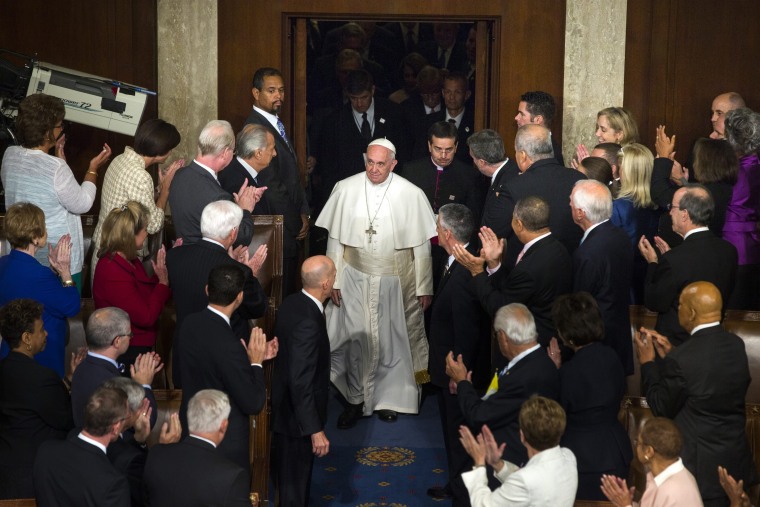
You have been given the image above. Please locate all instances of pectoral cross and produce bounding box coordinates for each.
[365,223,377,238]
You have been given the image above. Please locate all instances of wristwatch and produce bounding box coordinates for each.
[62,279,75,288]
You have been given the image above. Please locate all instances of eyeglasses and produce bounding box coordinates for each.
[666,203,681,211]
[111,332,134,346]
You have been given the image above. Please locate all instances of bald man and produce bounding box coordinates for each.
[635,282,757,506]
[272,256,336,506]
[710,92,746,140]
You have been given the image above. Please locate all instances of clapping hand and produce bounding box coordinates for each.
[241,244,268,277]
[718,466,751,507]
[242,327,267,364]
[451,244,486,276]
[600,474,634,507]
[655,125,676,159]
[233,180,257,213]
[547,337,562,369]
[49,234,73,278]
[478,227,504,268]
[131,351,164,386]
[151,245,169,285]
[159,412,182,444]
[445,352,471,384]
[633,328,657,364]
[158,158,184,188]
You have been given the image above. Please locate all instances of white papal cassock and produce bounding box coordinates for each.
[316,171,437,415]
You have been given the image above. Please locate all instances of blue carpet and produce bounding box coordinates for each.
[309,386,452,506]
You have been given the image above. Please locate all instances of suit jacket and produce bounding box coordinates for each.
[219,157,300,258]
[429,255,491,389]
[502,158,586,266]
[33,435,130,507]
[456,347,560,467]
[244,109,308,216]
[108,436,147,507]
[168,161,254,246]
[641,325,757,501]
[399,156,485,218]
[272,291,330,438]
[480,160,521,241]
[0,352,73,498]
[71,354,156,430]
[166,240,267,386]
[461,446,578,507]
[314,98,408,207]
[178,308,266,473]
[472,235,573,347]
[644,230,737,345]
[550,131,565,167]
[418,40,469,74]
[143,437,250,507]
[573,221,634,374]
[428,106,475,165]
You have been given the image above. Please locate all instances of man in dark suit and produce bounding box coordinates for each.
[143,389,251,507]
[169,120,256,246]
[178,264,276,474]
[70,307,160,430]
[446,303,560,477]
[426,204,491,504]
[313,69,408,210]
[429,73,475,165]
[34,386,131,507]
[453,197,573,349]
[637,282,757,506]
[639,184,737,346]
[467,129,520,242]
[402,65,444,159]
[272,255,335,507]
[514,91,565,166]
[245,67,309,288]
[166,200,267,387]
[570,180,634,375]
[220,123,301,296]
[502,124,585,266]
[418,23,469,74]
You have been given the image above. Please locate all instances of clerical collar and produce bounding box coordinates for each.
[446,108,465,128]
[206,306,231,326]
[78,433,107,454]
[581,220,608,244]
[431,157,445,171]
[691,322,720,335]
[505,343,541,372]
[194,160,218,181]
[236,156,259,180]
[684,227,709,240]
[302,289,324,313]
[190,434,217,448]
[253,106,280,132]
[491,159,510,184]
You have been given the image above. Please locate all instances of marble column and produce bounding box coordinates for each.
[156,0,218,167]
[562,0,627,166]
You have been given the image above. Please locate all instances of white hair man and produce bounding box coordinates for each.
[169,119,258,245]
[316,138,437,427]
[446,303,560,471]
[166,200,268,387]
[143,389,251,506]
[569,179,634,374]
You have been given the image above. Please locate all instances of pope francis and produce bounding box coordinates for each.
[316,138,437,427]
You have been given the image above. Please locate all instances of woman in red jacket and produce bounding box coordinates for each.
[93,201,171,369]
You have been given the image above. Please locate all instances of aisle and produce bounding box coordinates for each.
[309,386,452,506]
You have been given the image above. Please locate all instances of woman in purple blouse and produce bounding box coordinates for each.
[723,108,760,310]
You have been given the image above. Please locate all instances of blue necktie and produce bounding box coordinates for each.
[276,117,289,145]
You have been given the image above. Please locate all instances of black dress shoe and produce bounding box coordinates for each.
[337,402,363,429]
[426,485,453,499]
[377,409,397,423]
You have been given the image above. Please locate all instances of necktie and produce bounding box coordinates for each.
[276,117,289,145]
[441,260,451,280]
[437,48,447,68]
[448,118,457,128]
[516,248,527,265]
[361,112,371,142]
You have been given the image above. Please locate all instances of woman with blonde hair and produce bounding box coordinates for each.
[92,201,171,369]
[611,143,662,303]
[575,106,640,167]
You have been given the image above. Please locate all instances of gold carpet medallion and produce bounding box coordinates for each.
[356,446,415,467]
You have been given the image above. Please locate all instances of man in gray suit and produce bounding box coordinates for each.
[169,120,259,245]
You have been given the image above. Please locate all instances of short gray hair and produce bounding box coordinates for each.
[572,179,612,224]
[494,303,538,345]
[515,124,554,161]
[200,200,243,241]
[438,203,474,243]
[102,377,145,412]
[236,124,270,159]
[724,108,760,156]
[467,129,505,164]
[86,307,131,350]
[198,120,235,157]
[187,389,231,433]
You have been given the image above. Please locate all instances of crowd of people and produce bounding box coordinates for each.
[1,19,760,507]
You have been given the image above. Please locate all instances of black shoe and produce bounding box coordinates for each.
[426,485,453,499]
[337,402,363,429]
[377,409,397,423]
